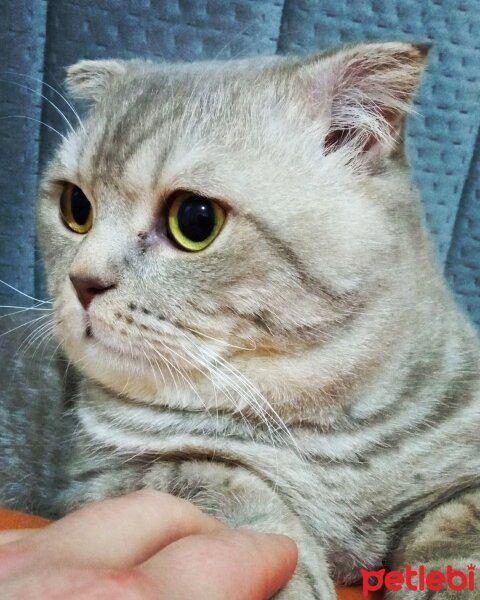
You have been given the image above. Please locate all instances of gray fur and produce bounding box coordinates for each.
[3,43,480,597]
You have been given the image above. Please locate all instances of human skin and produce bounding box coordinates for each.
[0,490,297,599]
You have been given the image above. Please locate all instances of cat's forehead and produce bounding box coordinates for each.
[70,56,295,193]
[89,55,288,138]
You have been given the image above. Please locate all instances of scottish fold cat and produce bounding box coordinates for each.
[2,42,480,598]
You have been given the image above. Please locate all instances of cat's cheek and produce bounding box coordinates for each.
[53,290,163,402]
[61,330,160,402]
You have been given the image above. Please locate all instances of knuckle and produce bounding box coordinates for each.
[185,530,244,562]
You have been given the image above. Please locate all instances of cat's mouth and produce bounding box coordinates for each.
[81,320,148,363]
[81,315,124,352]
[80,313,183,362]
[83,314,94,339]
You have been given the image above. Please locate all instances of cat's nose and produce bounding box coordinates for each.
[69,275,116,310]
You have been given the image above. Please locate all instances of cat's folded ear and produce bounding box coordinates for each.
[296,42,429,161]
[65,59,129,101]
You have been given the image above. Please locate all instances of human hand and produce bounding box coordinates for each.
[0,489,297,599]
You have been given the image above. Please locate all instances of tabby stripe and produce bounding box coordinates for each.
[242,213,345,303]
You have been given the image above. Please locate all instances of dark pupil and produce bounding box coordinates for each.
[71,187,90,225]
[177,197,215,242]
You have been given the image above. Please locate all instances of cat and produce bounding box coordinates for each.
[27,41,480,597]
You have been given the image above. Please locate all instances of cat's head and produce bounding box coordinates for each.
[38,43,429,423]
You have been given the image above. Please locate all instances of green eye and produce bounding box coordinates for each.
[168,193,226,251]
[60,184,93,234]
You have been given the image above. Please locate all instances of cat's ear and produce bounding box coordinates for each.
[65,59,128,101]
[297,42,429,160]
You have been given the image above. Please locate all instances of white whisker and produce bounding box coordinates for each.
[48,339,64,367]
[0,305,53,321]
[182,324,256,352]
[0,313,51,339]
[0,305,51,311]
[0,279,53,304]
[145,339,206,409]
[17,317,54,355]
[1,71,86,132]
[0,115,67,141]
[27,322,56,358]
[178,332,304,457]
[0,78,75,134]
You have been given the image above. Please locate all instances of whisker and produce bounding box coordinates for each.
[0,305,53,321]
[0,78,75,134]
[145,340,206,408]
[229,36,264,61]
[144,335,242,431]
[17,317,54,354]
[187,344,257,441]
[48,339,64,367]
[0,279,53,304]
[0,305,52,311]
[27,319,55,354]
[171,335,269,443]
[1,71,86,132]
[143,342,167,389]
[31,326,57,360]
[182,324,256,352]
[0,313,51,339]
[188,340,304,456]
[118,339,134,396]
[145,339,178,392]
[140,348,160,395]
[0,115,67,141]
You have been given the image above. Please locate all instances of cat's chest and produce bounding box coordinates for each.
[65,423,391,583]
[66,394,480,582]
[71,392,480,520]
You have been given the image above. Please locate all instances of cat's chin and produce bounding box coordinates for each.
[64,333,152,394]
[60,325,216,410]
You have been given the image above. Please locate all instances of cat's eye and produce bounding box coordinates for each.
[167,193,226,251]
[59,184,93,234]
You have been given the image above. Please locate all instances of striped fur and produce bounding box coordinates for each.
[38,43,480,597]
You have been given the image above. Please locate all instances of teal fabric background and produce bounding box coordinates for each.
[1,1,479,321]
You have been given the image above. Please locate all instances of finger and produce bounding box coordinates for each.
[0,529,37,545]
[139,529,298,600]
[18,490,224,569]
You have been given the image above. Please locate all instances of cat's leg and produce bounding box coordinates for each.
[62,452,335,598]
[142,460,336,600]
[388,488,480,599]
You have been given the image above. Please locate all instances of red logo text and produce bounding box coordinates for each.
[361,564,476,595]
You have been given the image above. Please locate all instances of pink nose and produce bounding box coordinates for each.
[69,275,116,310]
